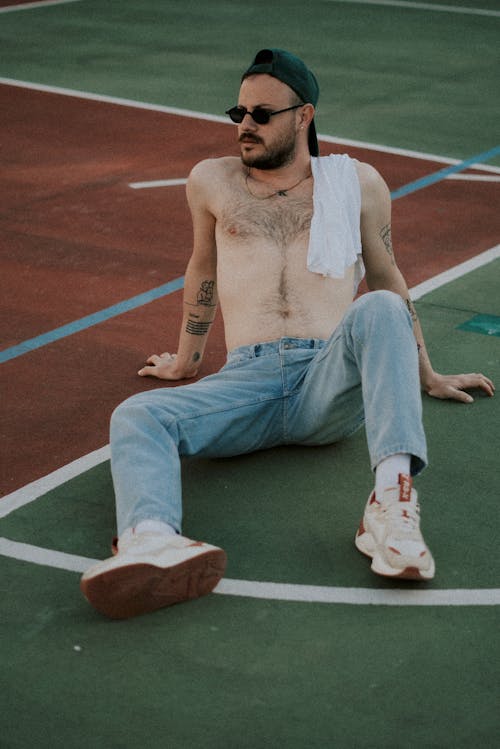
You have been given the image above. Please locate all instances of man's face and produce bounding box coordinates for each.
[236,75,301,170]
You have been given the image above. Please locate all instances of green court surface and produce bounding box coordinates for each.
[2,556,497,749]
[1,2,499,746]
[1,260,499,749]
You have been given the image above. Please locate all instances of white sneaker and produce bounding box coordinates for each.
[80,531,227,619]
[355,474,435,580]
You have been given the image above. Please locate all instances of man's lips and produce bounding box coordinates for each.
[239,134,263,145]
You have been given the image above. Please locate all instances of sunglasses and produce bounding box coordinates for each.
[225,103,303,125]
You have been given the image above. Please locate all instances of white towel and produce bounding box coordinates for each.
[307,154,364,290]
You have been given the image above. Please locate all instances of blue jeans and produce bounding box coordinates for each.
[110,291,427,535]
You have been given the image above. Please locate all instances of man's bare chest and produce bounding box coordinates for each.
[217,193,313,249]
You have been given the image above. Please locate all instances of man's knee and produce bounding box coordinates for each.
[350,290,409,326]
[339,291,412,349]
[355,289,405,313]
[110,391,169,436]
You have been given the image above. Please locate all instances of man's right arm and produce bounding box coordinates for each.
[138,162,218,381]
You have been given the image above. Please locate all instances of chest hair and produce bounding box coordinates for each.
[220,193,313,249]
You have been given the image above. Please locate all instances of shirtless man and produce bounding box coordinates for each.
[81,49,494,619]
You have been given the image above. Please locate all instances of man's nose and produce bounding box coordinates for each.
[240,112,258,129]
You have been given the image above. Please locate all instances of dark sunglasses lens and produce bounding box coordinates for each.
[226,107,245,123]
[251,108,271,124]
[226,107,272,124]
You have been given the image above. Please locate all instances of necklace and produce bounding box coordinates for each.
[244,168,311,200]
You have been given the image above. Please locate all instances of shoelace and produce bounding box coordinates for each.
[382,500,421,534]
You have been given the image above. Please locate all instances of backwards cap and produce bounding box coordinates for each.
[242,48,320,156]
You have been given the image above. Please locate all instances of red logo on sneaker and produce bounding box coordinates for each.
[399,474,412,502]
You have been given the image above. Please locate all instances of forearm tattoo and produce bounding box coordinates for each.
[186,318,212,336]
[197,280,215,306]
[380,224,395,264]
[405,297,418,323]
[185,280,216,336]
[405,297,423,355]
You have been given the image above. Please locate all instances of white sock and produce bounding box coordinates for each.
[134,519,178,537]
[375,453,411,498]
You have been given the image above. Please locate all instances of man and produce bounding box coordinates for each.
[81,49,494,619]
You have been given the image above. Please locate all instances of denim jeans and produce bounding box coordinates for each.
[110,290,427,535]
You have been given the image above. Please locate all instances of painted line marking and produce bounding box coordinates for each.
[1,537,498,606]
[410,244,499,301]
[215,578,500,607]
[137,172,500,189]
[446,174,500,182]
[325,0,500,18]
[0,276,184,363]
[457,314,500,338]
[0,538,98,573]
[0,0,83,12]
[391,145,500,199]
[0,444,110,519]
[129,178,187,190]
[2,76,500,175]
[130,174,500,189]
[2,0,496,18]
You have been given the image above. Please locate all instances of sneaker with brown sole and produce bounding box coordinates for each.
[80,531,227,619]
[355,474,435,581]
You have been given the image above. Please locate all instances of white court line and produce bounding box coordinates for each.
[446,174,500,182]
[0,445,110,519]
[130,173,500,191]
[410,244,500,300]
[1,537,498,606]
[129,178,187,190]
[0,0,82,12]
[1,76,500,175]
[324,0,500,18]
[1,0,496,18]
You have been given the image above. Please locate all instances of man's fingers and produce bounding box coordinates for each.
[459,373,495,397]
[451,388,474,404]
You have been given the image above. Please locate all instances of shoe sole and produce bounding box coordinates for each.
[355,527,435,581]
[80,548,227,619]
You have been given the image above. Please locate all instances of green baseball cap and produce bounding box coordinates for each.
[242,48,320,156]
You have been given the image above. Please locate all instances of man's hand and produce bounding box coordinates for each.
[424,371,495,403]
[138,352,198,381]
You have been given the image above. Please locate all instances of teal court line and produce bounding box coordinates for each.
[0,276,185,363]
[390,144,500,199]
[1,144,499,364]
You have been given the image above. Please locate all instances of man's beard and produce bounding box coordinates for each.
[239,129,297,170]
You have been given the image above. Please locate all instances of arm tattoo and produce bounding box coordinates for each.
[406,298,423,355]
[186,318,213,336]
[380,224,395,265]
[197,280,215,306]
[405,297,418,323]
[185,280,216,334]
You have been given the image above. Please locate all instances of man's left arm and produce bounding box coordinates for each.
[357,161,495,403]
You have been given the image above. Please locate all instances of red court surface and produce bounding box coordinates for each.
[1,82,499,495]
